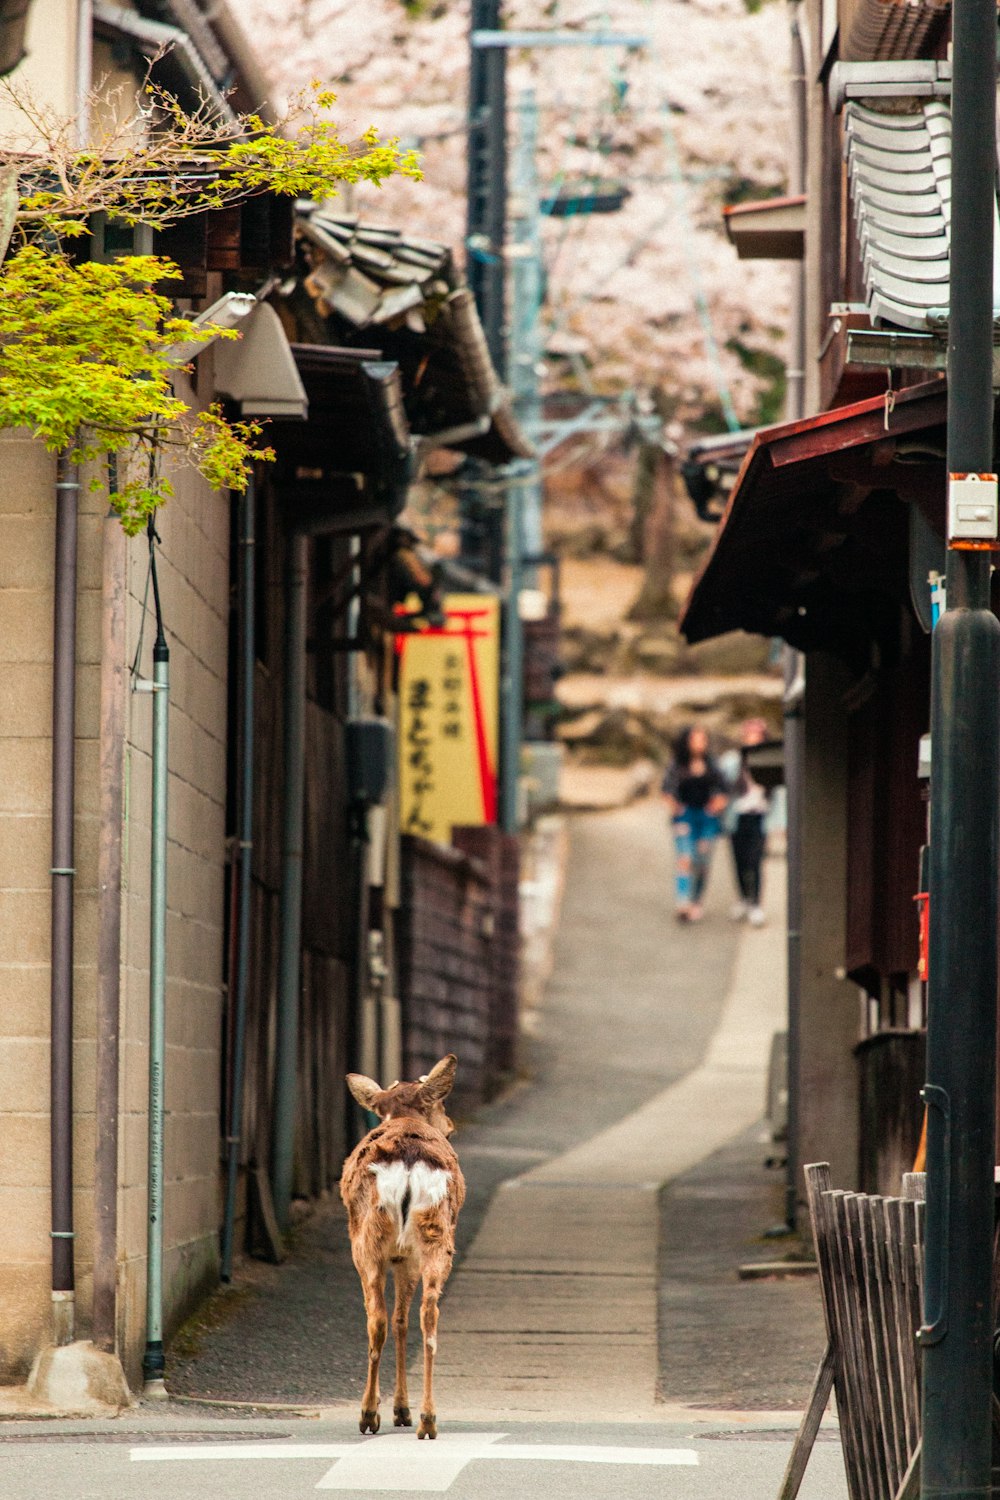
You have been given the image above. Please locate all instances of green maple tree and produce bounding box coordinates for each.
[0,80,420,532]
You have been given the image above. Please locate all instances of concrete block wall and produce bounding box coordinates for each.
[118,449,230,1386]
[0,433,103,1377]
[0,424,231,1387]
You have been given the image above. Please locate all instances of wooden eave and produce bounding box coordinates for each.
[723,195,806,261]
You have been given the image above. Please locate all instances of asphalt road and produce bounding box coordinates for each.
[0,1417,849,1500]
[169,803,743,1407]
[97,806,840,1499]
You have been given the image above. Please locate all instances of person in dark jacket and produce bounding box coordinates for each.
[661,725,729,922]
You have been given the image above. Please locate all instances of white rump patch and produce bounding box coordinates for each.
[370,1161,451,1248]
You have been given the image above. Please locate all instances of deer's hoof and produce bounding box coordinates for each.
[359,1408,381,1435]
[393,1406,412,1427]
[417,1413,437,1440]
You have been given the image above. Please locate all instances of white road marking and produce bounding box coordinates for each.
[131,1433,700,1493]
[316,1433,505,1491]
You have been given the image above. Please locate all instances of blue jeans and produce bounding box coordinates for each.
[673,808,720,904]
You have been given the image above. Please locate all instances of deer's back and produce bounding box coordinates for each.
[340,1116,465,1235]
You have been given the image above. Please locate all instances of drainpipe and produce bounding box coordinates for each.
[783,653,805,1229]
[75,0,93,145]
[140,526,169,1395]
[786,4,806,425]
[93,496,127,1351]
[782,1,807,1230]
[50,452,80,1347]
[346,536,378,1089]
[220,477,256,1282]
[271,530,308,1233]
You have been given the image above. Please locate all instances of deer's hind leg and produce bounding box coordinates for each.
[358,1263,389,1434]
[391,1257,419,1427]
[416,1246,453,1440]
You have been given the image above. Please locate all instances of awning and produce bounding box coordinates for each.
[679,380,948,666]
[213,302,308,420]
[266,345,413,531]
[723,196,806,261]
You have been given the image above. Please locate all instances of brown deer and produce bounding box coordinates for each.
[340,1054,465,1440]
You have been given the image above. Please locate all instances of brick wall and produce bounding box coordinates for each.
[397,828,520,1113]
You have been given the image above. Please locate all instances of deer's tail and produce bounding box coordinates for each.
[369,1160,451,1247]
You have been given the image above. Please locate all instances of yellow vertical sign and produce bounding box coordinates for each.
[398,594,500,843]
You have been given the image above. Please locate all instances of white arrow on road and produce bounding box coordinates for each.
[131,1433,700,1492]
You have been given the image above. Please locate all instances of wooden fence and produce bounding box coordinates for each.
[780,1162,925,1500]
[397,827,520,1113]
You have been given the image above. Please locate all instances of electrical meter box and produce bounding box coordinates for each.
[948,472,998,542]
[345,716,395,806]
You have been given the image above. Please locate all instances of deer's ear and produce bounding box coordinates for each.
[420,1054,457,1104]
[346,1073,382,1112]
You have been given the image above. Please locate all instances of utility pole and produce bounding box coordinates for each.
[783,2,807,1233]
[466,0,506,373]
[920,0,1000,1493]
[510,88,544,578]
[466,25,645,833]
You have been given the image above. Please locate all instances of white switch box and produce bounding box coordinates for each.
[949,472,998,541]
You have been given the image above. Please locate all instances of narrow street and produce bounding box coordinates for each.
[1,804,846,1499]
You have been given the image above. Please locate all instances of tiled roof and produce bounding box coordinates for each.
[839,0,949,64]
[846,100,1000,332]
[291,206,531,464]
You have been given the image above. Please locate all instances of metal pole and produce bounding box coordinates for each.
[500,469,525,833]
[50,451,79,1348]
[482,42,507,375]
[920,0,999,1489]
[466,0,500,316]
[782,2,807,1231]
[93,505,127,1351]
[143,627,169,1394]
[272,530,308,1232]
[783,654,804,1229]
[221,478,256,1282]
[510,88,544,580]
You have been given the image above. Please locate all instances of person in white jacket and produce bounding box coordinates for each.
[720,718,770,927]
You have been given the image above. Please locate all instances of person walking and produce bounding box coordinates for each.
[722,718,770,927]
[662,725,729,922]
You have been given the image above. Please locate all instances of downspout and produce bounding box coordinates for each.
[783,0,807,1230]
[50,452,80,1347]
[348,537,378,1087]
[93,488,127,1351]
[786,4,807,427]
[46,0,94,1357]
[220,476,256,1282]
[140,523,169,1395]
[75,0,93,144]
[271,530,308,1233]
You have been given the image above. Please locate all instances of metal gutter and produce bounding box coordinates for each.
[92,1,238,125]
[828,58,952,112]
[202,0,277,120]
